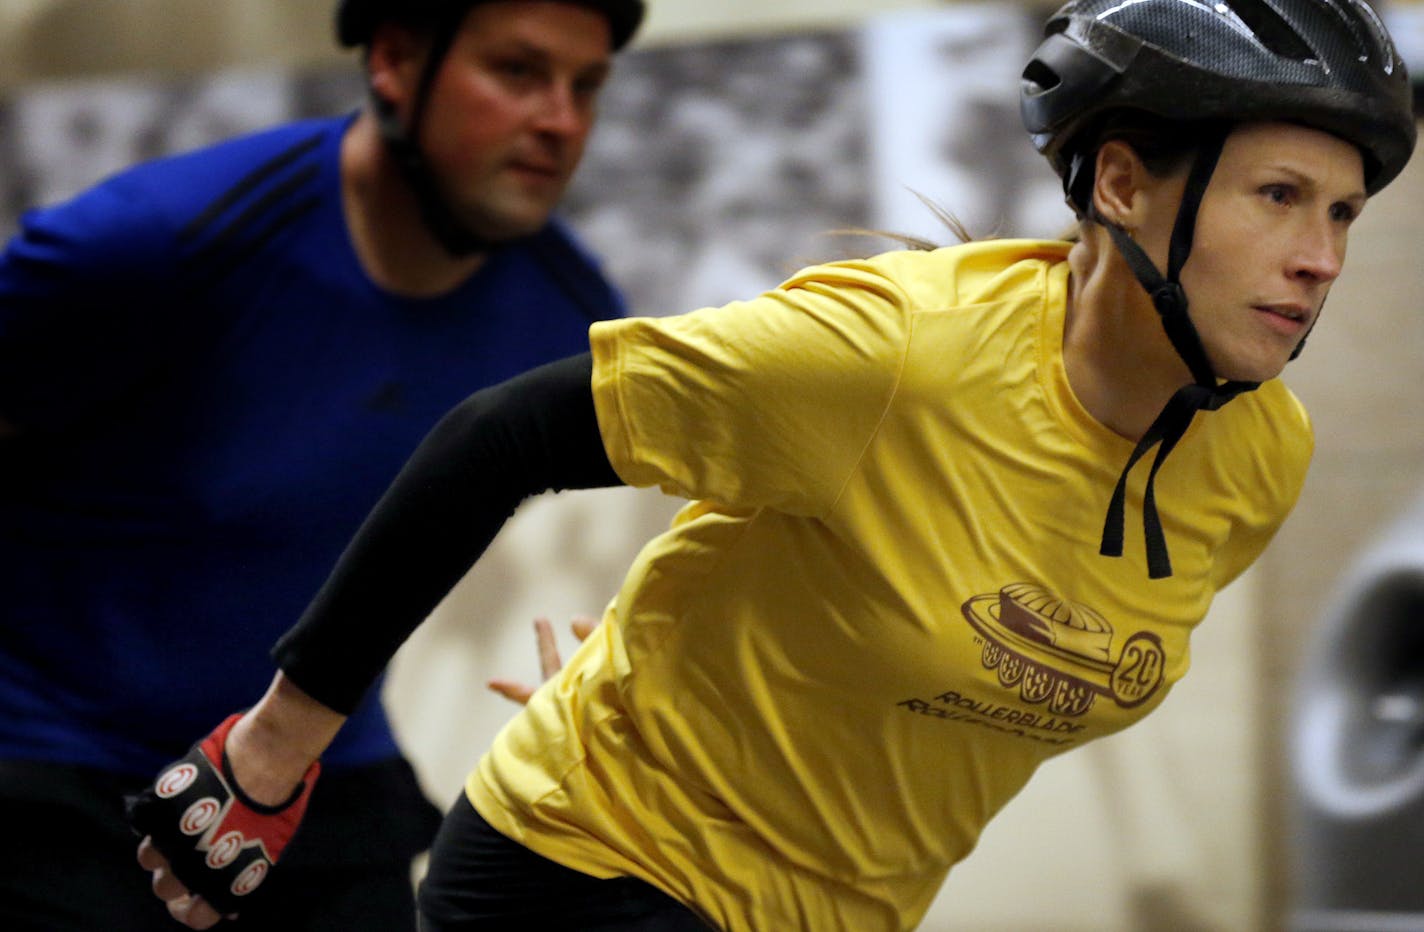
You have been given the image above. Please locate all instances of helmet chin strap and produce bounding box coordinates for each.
[372,10,498,258]
[1091,126,1260,578]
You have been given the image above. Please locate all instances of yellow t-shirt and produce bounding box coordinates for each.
[467,239,1311,931]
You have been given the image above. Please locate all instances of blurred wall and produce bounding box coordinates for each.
[0,0,1061,88]
[3,2,1421,930]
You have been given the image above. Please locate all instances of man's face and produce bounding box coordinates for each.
[380,2,614,241]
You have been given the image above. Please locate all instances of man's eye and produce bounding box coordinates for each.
[497,60,538,79]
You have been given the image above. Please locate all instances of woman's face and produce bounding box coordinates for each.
[1171,122,1367,382]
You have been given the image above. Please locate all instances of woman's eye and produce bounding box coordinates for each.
[1329,202,1359,224]
[1261,184,1294,206]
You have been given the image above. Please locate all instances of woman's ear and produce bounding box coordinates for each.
[1090,139,1146,230]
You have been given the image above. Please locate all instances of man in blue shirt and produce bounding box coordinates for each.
[0,2,643,929]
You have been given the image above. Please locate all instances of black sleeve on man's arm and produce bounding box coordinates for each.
[272,351,622,715]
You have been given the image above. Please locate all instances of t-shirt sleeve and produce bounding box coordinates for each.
[589,259,915,518]
[0,175,179,431]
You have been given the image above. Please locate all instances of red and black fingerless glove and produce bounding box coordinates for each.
[127,714,321,915]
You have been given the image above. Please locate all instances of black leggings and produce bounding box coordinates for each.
[418,794,714,931]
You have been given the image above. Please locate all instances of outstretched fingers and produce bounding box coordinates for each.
[487,615,602,705]
[569,614,598,642]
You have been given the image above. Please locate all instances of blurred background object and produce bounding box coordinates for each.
[1290,487,1424,932]
[1384,0,1424,115]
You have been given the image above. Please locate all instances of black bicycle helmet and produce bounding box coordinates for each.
[1019,0,1416,580]
[337,0,645,51]
[1022,0,1415,207]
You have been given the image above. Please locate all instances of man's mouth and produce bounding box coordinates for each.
[508,160,562,180]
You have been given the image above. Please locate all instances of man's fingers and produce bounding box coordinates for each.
[534,617,563,680]
[487,678,537,704]
[570,615,598,642]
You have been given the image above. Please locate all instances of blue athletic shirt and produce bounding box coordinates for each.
[0,114,623,776]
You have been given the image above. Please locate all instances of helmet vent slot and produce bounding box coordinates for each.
[1218,0,1318,61]
[1022,58,1062,94]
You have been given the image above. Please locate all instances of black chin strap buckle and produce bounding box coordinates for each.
[1150,281,1186,318]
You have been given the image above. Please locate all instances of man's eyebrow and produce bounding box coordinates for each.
[483,37,611,71]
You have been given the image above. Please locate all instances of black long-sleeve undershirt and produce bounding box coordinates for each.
[271,352,622,715]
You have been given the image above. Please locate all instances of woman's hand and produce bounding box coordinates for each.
[129,674,341,927]
[487,615,599,704]
[136,837,227,929]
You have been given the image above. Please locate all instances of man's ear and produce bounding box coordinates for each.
[365,21,428,111]
[1091,139,1147,230]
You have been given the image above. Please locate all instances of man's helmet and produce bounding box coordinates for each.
[1022,0,1416,210]
[336,0,645,51]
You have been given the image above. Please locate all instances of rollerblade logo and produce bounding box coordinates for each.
[155,763,198,798]
[205,830,246,869]
[899,584,1165,744]
[232,861,268,896]
[961,582,1165,714]
[180,798,221,835]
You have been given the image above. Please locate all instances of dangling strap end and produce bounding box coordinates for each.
[1147,550,1173,579]
[1142,471,1174,579]
[1100,485,1128,559]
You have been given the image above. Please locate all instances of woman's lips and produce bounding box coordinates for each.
[1254,303,1310,335]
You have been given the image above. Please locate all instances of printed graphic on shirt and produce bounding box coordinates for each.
[964,582,1166,713]
[898,583,1167,745]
